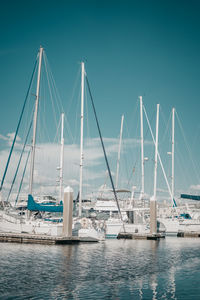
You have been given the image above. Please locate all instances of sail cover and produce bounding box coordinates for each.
[181,194,200,201]
[28,194,63,212]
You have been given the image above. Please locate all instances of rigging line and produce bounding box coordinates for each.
[48,63,63,118]
[85,75,125,231]
[50,59,64,113]
[164,110,174,185]
[125,112,140,184]
[36,75,50,145]
[143,104,155,141]
[60,66,81,146]
[38,72,51,144]
[120,139,130,190]
[53,114,61,144]
[0,57,38,192]
[143,103,156,166]
[124,155,136,190]
[175,111,200,183]
[119,112,134,189]
[131,140,140,183]
[41,74,51,143]
[73,88,81,145]
[44,58,60,136]
[143,104,177,207]
[23,90,32,142]
[43,52,64,113]
[66,66,81,115]
[126,100,149,190]
[84,87,91,195]
[117,126,132,190]
[43,52,58,131]
[174,142,189,190]
[160,106,171,144]
[85,86,91,140]
[15,149,31,205]
[64,115,74,144]
[122,114,139,190]
[7,119,33,202]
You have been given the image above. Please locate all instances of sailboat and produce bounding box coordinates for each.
[0,48,105,240]
[84,98,150,238]
[104,97,160,238]
[157,108,200,235]
[0,48,67,235]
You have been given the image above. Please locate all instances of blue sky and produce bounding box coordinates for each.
[0,0,200,201]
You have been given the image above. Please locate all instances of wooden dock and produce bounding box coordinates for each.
[117,232,165,240]
[0,232,99,244]
[177,231,200,238]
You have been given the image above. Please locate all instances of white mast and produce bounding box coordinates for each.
[139,96,144,199]
[29,46,43,195]
[171,108,175,205]
[153,104,160,199]
[79,62,85,217]
[115,114,124,189]
[58,113,64,204]
[143,105,175,207]
[150,103,159,235]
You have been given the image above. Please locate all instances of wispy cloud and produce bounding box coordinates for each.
[157,187,169,193]
[0,132,22,148]
[0,134,163,201]
[0,134,8,141]
[0,137,120,199]
[7,133,21,142]
[190,184,200,190]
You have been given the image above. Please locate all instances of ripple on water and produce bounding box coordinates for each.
[0,238,200,299]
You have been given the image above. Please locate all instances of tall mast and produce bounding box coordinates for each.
[153,104,160,199]
[150,103,159,235]
[143,105,175,207]
[59,113,64,203]
[115,114,124,189]
[171,108,175,204]
[139,96,144,199]
[79,62,85,217]
[29,46,43,195]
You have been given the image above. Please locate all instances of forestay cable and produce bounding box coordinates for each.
[85,74,125,230]
[7,119,33,202]
[0,58,37,192]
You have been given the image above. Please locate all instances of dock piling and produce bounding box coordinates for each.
[150,197,157,235]
[62,186,73,237]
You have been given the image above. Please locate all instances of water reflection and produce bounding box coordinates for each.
[0,238,200,299]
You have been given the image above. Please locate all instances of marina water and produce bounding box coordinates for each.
[0,237,200,299]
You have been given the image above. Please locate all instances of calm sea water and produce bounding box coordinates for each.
[0,237,200,299]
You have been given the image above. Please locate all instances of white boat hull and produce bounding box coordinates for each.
[0,212,63,236]
[158,217,200,235]
[105,218,149,238]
